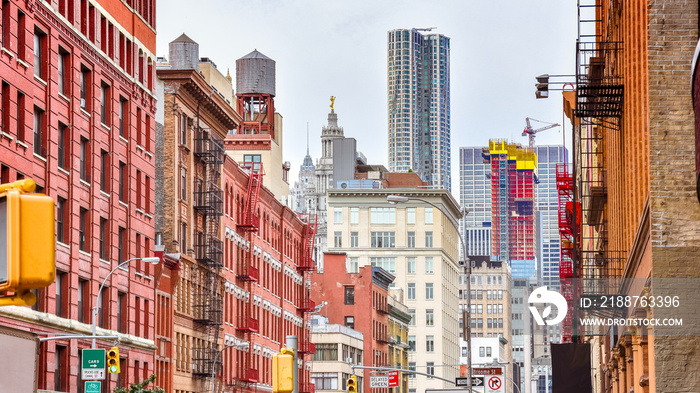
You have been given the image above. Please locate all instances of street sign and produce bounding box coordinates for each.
[369,375,389,388]
[455,377,470,386]
[388,370,399,388]
[81,349,106,380]
[473,367,502,375]
[85,381,101,393]
[456,376,484,387]
[485,375,504,393]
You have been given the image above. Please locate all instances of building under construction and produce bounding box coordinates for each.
[483,140,537,279]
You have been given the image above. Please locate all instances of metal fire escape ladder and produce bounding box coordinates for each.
[571,5,627,339]
[190,108,226,392]
[237,162,264,232]
[297,214,318,393]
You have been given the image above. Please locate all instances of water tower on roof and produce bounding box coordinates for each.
[236,49,276,139]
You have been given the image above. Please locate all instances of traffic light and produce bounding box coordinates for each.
[107,347,120,373]
[347,375,358,393]
[535,74,549,99]
[0,179,55,307]
[272,347,294,393]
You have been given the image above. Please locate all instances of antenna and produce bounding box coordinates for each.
[306,122,310,155]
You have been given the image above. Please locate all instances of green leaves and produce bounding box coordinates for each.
[113,374,165,393]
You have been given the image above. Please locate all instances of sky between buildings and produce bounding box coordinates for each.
[157,0,578,196]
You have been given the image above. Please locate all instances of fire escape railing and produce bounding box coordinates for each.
[190,109,226,386]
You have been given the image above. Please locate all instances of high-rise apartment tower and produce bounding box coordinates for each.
[387,28,451,190]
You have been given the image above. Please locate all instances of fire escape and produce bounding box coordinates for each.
[571,0,626,339]
[297,213,317,393]
[556,163,575,343]
[234,161,264,387]
[191,109,226,390]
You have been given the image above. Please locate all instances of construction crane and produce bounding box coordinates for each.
[522,117,560,149]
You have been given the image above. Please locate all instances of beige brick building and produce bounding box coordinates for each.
[326,188,462,393]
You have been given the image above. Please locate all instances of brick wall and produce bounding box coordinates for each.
[648,0,700,391]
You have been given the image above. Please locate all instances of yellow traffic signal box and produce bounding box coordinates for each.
[0,179,55,306]
[107,347,120,373]
[272,347,294,393]
[347,375,357,393]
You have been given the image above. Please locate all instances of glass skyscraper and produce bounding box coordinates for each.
[387,28,451,190]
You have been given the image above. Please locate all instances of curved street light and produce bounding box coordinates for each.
[91,256,160,348]
[386,194,473,390]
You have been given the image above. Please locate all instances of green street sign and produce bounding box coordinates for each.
[85,381,101,393]
[81,349,106,380]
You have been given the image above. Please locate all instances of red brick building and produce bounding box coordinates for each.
[310,252,394,393]
[0,0,157,392]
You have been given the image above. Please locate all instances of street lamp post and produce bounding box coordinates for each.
[210,342,249,393]
[386,195,472,390]
[92,256,160,348]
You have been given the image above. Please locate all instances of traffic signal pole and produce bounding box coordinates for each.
[286,335,298,393]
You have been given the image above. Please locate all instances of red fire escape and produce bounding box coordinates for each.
[297,214,317,393]
[234,161,264,386]
[556,163,576,343]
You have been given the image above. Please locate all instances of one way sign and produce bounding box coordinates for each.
[455,376,484,387]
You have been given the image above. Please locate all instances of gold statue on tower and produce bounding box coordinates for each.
[330,96,336,111]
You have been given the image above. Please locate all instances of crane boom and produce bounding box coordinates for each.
[522,117,560,149]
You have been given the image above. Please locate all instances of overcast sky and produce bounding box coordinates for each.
[157,0,578,196]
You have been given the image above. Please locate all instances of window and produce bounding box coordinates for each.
[80,137,89,182]
[403,258,415,276]
[425,283,433,300]
[477,319,483,329]
[179,114,187,145]
[180,222,187,252]
[100,150,109,192]
[334,231,342,248]
[370,207,395,224]
[57,123,68,169]
[344,316,355,329]
[407,283,415,300]
[498,318,503,329]
[425,231,433,248]
[408,309,415,326]
[118,98,127,137]
[100,82,110,125]
[487,318,492,328]
[407,207,415,224]
[54,345,67,391]
[117,292,126,333]
[243,154,262,172]
[350,207,359,224]
[56,197,68,244]
[180,168,187,201]
[426,309,434,326]
[99,286,108,328]
[402,335,413,352]
[427,362,435,376]
[334,207,342,224]
[99,217,109,260]
[477,290,483,300]
[16,91,25,142]
[498,304,503,314]
[1,82,8,136]
[350,232,358,248]
[407,231,415,248]
[370,231,395,248]
[78,278,88,323]
[425,207,433,224]
[33,106,44,156]
[477,305,483,314]
[479,347,485,357]
[80,66,90,110]
[408,362,416,378]
[118,161,126,202]
[57,49,68,96]
[1,1,10,48]
[425,257,434,273]
[347,257,359,273]
[55,271,65,317]
[313,343,338,361]
[311,373,338,390]
[486,347,492,357]
[370,257,395,273]
[344,286,354,305]
[426,336,434,352]
[33,28,46,79]
[79,207,89,251]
